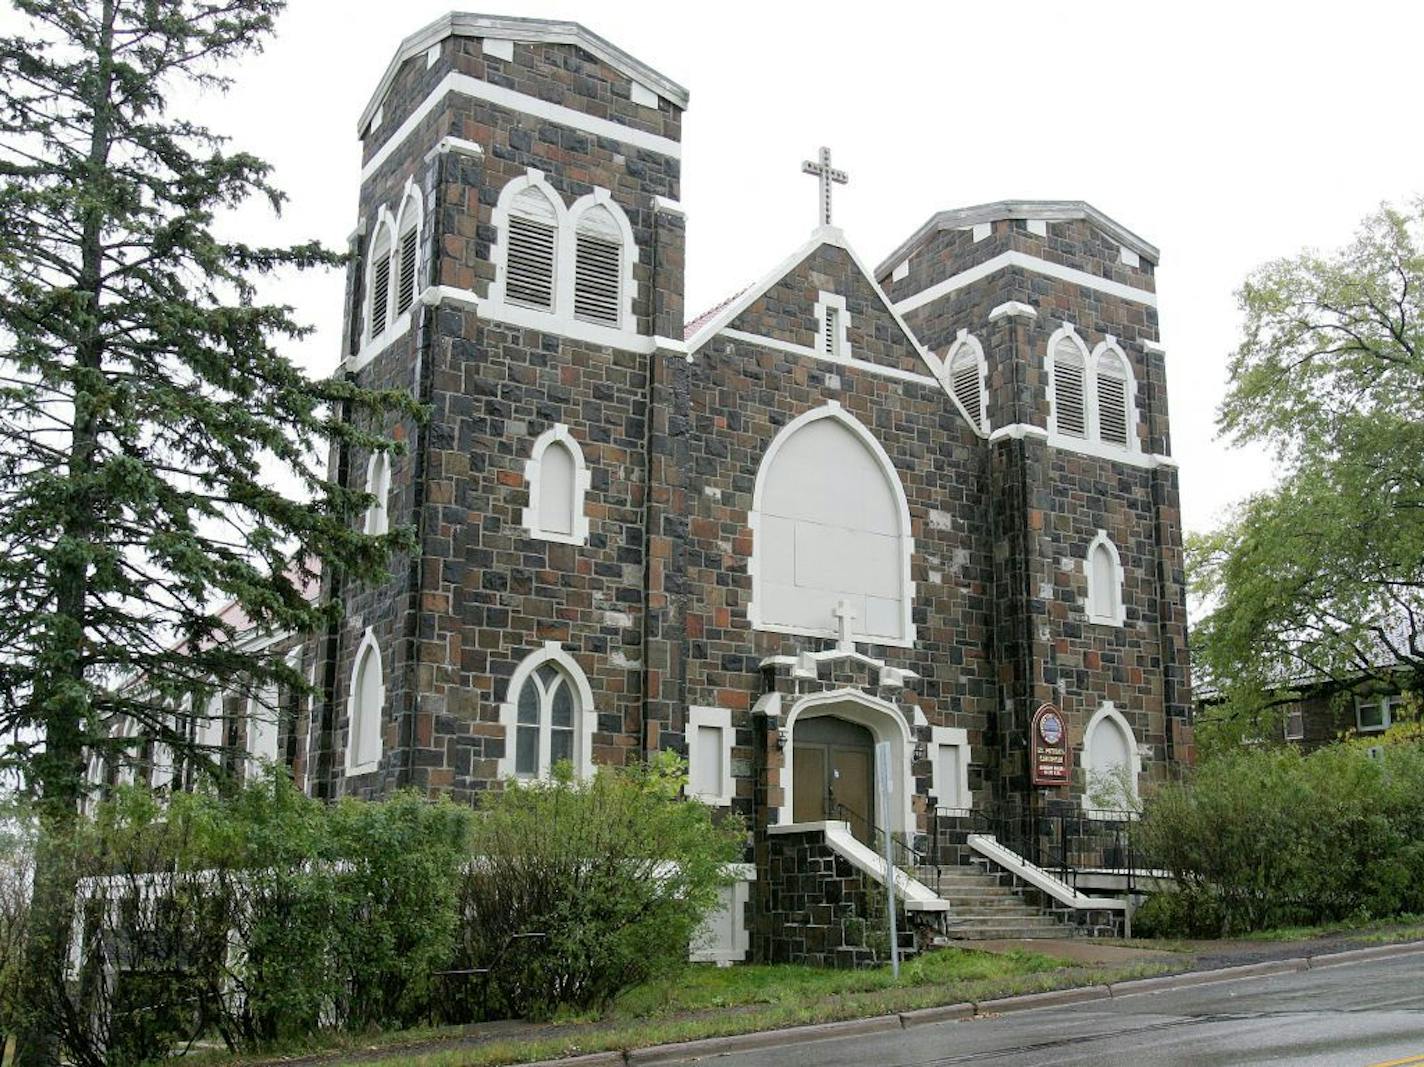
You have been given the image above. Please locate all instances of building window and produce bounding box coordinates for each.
[1085,530,1125,626]
[1049,330,1089,439]
[749,402,914,646]
[365,221,394,341]
[522,424,591,545]
[572,205,623,326]
[347,629,384,774]
[499,642,596,781]
[1356,694,1402,734]
[246,678,280,775]
[1284,706,1306,741]
[393,190,420,317]
[197,690,226,753]
[1095,347,1131,447]
[364,451,391,536]
[946,331,988,432]
[688,705,734,806]
[814,291,849,359]
[1083,702,1140,815]
[493,173,564,313]
[930,726,971,812]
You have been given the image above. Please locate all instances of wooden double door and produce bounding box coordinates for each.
[791,716,877,846]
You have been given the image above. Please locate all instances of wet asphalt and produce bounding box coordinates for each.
[671,953,1424,1066]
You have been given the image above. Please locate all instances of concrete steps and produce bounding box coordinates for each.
[913,864,1068,941]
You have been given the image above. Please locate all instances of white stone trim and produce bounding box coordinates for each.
[971,222,991,242]
[358,12,688,136]
[929,725,972,810]
[481,36,514,62]
[893,250,1158,315]
[1084,530,1126,627]
[747,401,916,648]
[775,688,916,838]
[891,258,910,282]
[1142,339,1167,356]
[566,188,639,330]
[363,450,390,536]
[687,705,735,807]
[690,875,753,964]
[651,195,684,216]
[361,71,680,184]
[717,329,938,388]
[1026,219,1047,236]
[345,628,384,776]
[497,641,598,781]
[1089,335,1140,453]
[1082,701,1141,816]
[361,204,397,347]
[489,168,567,311]
[522,424,591,545]
[424,135,485,163]
[1120,246,1141,268]
[1045,323,1092,442]
[629,79,660,109]
[988,423,1051,443]
[989,300,1037,321]
[943,331,989,433]
[813,290,851,360]
[969,834,1127,910]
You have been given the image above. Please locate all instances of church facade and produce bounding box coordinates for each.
[298,12,1192,954]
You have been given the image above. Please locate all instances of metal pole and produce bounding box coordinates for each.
[875,742,899,978]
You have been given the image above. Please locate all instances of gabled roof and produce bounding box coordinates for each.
[358,12,690,136]
[684,225,985,437]
[875,200,1160,280]
[684,288,748,340]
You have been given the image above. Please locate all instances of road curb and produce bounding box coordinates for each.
[526,939,1424,1066]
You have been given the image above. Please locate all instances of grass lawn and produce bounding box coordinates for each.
[1239,914,1424,943]
[189,947,1173,1067]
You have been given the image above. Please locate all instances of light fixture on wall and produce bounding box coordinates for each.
[776,727,788,751]
[913,742,928,762]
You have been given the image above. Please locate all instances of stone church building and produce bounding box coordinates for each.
[239,13,1192,959]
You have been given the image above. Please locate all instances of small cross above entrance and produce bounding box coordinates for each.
[833,599,858,652]
[802,146,848,227]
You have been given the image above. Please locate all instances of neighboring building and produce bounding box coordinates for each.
[1201,676,1415,752]
[98,13,1194,959]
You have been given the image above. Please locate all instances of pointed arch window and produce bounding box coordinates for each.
[347,629,384,774]
[499,642,597,780]
[522,425,590,545]
[946,332,988,431]
[1085,530,1125,626]
[1083,702,1140,815]
[364,451,391,535]
[366,222,394,341]
[504,185,560,311]
[1050,332,1088,439]
[394,190,421,317]
[1095,348,1131,447]
[573,204,623,326]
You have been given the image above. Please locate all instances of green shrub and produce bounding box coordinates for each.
[1131,889,1223,939]
[457,753,744,1020]
[1134,742,1424,935]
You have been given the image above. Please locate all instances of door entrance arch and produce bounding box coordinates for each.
[777,688,915,840]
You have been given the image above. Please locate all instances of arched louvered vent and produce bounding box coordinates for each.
[1096,350,1130,447]
[573,205,623,326]
[949,345,984,427]
[395,220,418,316]
[368,230,392,339]
[1053,339,1087,439]
[506,187,558,310]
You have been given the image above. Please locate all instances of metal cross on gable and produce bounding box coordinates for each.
[802,146,848,227]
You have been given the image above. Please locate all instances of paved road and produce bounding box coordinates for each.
[682,954,1424,1067]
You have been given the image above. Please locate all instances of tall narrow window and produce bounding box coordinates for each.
[505,186,559,311]
[523,425,590,544]
[947,335,987,430]
[347,630,384,773]
[823,306,840,356]
[395,219,418,316]
[367,227,392,339]
[1085,530,1125,626]
[1052,338,1088,439]
[514,663,579,778]
[573,204,623,326]
[247,680,280,774]
[1096,349,1131,447]
[1083,703,1139,815]
[364,451,390,536]
[688,705,733,805]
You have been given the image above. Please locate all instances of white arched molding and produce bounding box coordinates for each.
[1089,337,1138,452]
[1085,529,1126,627]
[490,169,568,312]
[391,179,424,320]
[1046,323,1091,441]
[944,330,989,433]
[776,688,915,838]
[522,424,591,545]
[496,641,597,781]
[345,628,385,776]
[1082,701,1141,816]
[747,401,915,648]
[362,206,397,344]
[363,450,391,536]
[566,189,637,329]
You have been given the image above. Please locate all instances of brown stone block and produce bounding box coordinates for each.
[495,469,522,488]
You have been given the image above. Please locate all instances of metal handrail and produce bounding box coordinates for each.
[831,801,929,882]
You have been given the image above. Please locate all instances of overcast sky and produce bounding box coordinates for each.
[190,0,1424,538]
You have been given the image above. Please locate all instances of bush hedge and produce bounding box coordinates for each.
[1133,741,1424,936]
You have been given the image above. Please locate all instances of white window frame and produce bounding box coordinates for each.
[490,168,567,311]
[1355,694,1401,734]
[944,329,989,433]
[929,725,972,811]
[346,628,385,776]
[813,290,850,361]
[1085,530,1126,627]
[688,705,735,806]
[362,210,396,345]
[566,189,637,329]
[1284,706,1306,741]
[1082,701,1141,817]
[1089,337,1139,453]
[391,181,424,320]
[497,641,597,781]
[521,424,591,545]
[1046,323,1092,442]
[363,450,391,536]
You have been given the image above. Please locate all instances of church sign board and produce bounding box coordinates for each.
[1030,703,1070,786]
